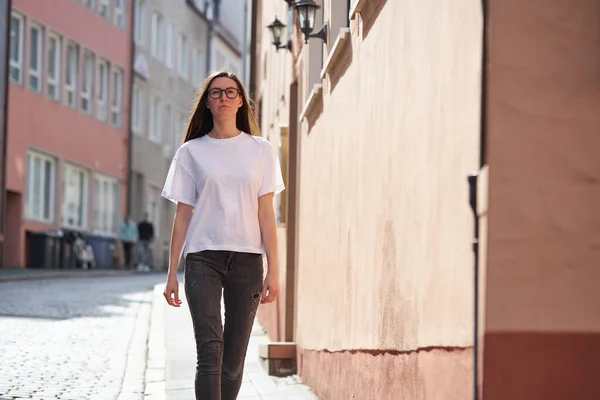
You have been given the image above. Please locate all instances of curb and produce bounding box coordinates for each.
[118,288,154,400]
[0,270,162,283]
[144,283,167,399]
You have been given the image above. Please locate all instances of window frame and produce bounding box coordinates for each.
[65,42,79,109]
[96,59,109,121]
[62,163,90,230]
[47,32,62,101]
[111,66,123,127]
[176,34,188,78]
[148,93,162,143]
[163,103,173,156]
[28,22,44,92]
[81,50,95,115]
[25,151,57,224]
[99,0,111,20]
[114,0,125,28]
[165,22,173,69]
[150,11,163,59]
[134,0,145,45]
[9,12,25,85]
[132,84,143,134]
[94,174,119,235]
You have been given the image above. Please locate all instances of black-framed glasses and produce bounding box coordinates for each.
[208,87,241,99]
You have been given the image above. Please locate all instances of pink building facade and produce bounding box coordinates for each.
[4,0,132,268]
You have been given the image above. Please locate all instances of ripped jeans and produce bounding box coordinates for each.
[184,250,264,400]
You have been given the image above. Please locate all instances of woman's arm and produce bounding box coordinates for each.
[258,192,279,304]
[163,202,194,307]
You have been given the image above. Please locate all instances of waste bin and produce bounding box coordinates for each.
[26,230,62,269]
[86,234,117,269]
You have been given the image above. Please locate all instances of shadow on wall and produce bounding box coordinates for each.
[362,0,389,40]
[328,39,353,93]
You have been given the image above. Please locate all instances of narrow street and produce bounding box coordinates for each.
[0,274,163,399]
[0,273,318,400]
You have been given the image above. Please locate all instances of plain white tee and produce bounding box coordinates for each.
[161,132,285,256]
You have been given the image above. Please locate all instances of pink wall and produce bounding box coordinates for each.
[5,0,131,267]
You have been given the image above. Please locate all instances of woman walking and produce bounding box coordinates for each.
[161,71,284,399]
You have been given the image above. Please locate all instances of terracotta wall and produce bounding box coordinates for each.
[6,0,131,267]
[483,1,600,399]
[294,0,482,398]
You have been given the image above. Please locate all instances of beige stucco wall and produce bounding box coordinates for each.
[295,0,483,352]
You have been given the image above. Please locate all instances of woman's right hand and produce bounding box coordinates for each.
[163,274,182,307]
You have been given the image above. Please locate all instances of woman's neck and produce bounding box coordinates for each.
[209,119,240,139]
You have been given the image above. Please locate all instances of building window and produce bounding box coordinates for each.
[151,12,163,58]
[165,23,173,69]
[29,23,44,92]
[100,0,110,19]
[114,0,125,28]
[85,0,97,11]
[47,33,61,101]
[9,13,24,84]
[25,151,56,223]
[134,0,145,45]
[191,47,202,87]
[94,174,119,234]
[163,104,172,155]
[111,67,123,127]
[132,84,143,134]
[81,51,95,114]
[65,43,79,109]
[177,112,187,148]
[149,94,162,142]
[97,59,108,121]
[216,51,225,70]
[147,186,160,235]
[176,34,187,78]
[62,164,89,229]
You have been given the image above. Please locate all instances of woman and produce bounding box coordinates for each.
[161,71,284,399]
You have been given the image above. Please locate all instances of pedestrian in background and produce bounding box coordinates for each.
[137,212,154,272]
[161,70,284,400]
[118,215,138,269]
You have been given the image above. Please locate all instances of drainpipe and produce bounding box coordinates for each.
[126,0,136,216]
[0,0,11,267]
[241,0,248,83]
[248,0,258,100]
[469,1,488,400]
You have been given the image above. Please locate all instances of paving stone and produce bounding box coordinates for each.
[0,275,163,400]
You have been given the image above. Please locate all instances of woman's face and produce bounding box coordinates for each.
[206,77,243,120]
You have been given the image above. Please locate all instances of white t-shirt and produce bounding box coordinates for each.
[161,132,285,256]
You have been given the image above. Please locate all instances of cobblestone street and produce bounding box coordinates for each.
[0,274,164,400]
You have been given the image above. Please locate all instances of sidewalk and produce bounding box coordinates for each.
[146,282,319,400]
[0,267,139,282]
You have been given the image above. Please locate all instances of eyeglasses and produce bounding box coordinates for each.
[208,87,241,99]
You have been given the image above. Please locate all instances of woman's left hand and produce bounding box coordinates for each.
[261,272,279,304]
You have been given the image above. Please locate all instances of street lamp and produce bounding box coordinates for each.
[267,17,292,52]
[293,0,327,44]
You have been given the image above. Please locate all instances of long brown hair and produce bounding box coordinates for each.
[183,71,260,142]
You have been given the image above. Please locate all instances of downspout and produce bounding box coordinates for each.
[241,0,248,83]
[126,0,136,216]
[0,0,12,267]
[248,0,258,101]
[468,1,487,399]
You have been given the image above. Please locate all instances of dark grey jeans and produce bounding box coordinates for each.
[184,250,264,400]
